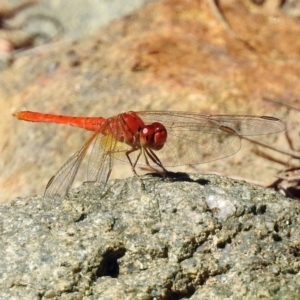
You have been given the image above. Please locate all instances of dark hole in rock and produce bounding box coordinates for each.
[96,247,126,278]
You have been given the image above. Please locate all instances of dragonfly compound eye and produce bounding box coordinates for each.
[141,122,167,150]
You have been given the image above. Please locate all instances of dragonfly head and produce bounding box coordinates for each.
[140,122,167,150]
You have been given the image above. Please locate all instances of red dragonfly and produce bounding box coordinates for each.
[13,110,285,206]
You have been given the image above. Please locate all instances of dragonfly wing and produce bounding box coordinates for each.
[138,111,285,135]
[134,111,285,167]
[43,130,100,208]
[94,153,113,187]
[87,132,116,189]
[203,115,285,135]
[148,127,241,166]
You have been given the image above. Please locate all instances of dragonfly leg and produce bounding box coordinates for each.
[143,148,168,178]
[125,146,168,187]
[126,148,145,188]
[126,148,141,176]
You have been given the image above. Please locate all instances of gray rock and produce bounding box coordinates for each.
[7,0,158,42]
[1,174,300,299]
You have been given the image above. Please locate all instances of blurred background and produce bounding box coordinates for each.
[1,0,300,202]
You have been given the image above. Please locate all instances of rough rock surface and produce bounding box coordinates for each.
[1,174,300,299]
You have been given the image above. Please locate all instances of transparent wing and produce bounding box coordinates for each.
[44,118,137,208]
[131,111,286,167]
[121,126,241,167]
[87,134,117,189]
[43,129,101,208]
[94,153,113,186]
[138,111,285,136]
